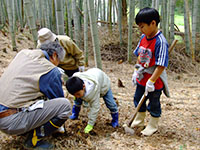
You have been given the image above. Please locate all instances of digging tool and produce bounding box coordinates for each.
[169,39,178,54]
[123,94,146,135]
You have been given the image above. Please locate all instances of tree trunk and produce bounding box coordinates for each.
[121,0,127,32]
[55,0,64,34]
[87,0,102,69]
[127,0,135,63]
[83,0,88,66]
[155,0,159,11]
[108,0,112,31]
[6,0,17,51]
[161,0,167,38]
[192,0,198,55]
[103,0,106,21]
[170,0,175,44]
[117,0,123,46]
[72,0,81,46]
[24,0,38,47]
[52,0,57,33]
[12,0,17,32]
[184,0,194,60]
[66,0,73,38]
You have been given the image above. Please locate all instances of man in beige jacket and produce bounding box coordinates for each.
[37,28,85,77]
[0,42,71,149]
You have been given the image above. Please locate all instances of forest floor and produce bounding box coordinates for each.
[0,27,200,150]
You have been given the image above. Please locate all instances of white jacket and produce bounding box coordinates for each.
[73,68,110,126]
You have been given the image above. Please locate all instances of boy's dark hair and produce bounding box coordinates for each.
[66,77,84,95]
[135,7,160,26]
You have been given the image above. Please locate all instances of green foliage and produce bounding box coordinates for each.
[175,0,192,15]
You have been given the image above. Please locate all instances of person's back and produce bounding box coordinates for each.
[0,49,55,108]
[56,35,84,72]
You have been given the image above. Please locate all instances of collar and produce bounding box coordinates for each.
[42,50,50,60]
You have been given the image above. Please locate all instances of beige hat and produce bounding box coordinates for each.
[37,28,57,45]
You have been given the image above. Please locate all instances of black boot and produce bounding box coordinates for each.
[24,117,66,149]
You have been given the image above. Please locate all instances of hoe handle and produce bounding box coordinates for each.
[169,39,178,54]
[128,95,146,127]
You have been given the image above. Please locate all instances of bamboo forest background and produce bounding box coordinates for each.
[0,0,200,68]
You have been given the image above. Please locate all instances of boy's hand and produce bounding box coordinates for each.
[84,124,93,133]
[132,70,138,87]
[145,79,155,96]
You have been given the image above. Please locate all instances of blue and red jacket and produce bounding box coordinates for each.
[134,31,168,90]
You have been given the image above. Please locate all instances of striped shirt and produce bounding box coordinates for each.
[134,31,168,89]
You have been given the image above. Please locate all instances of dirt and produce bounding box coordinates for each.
[0,28,200,150]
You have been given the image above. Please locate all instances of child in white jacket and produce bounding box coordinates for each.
[66,68,119,133]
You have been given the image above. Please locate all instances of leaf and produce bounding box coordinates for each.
[118,78,125,88]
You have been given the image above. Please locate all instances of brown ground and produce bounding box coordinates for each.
[0,27,200,150]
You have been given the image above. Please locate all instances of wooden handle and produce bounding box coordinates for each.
[128,95,146,127]
[169,39,178,54]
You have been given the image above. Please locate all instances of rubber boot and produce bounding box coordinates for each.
[24,117,66,149]
[131,112,146,128]
[69,105,81,120]
[111,112,119,127]
[141,116,159,136]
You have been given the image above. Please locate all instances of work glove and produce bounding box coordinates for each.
[132,69,138,87]
[145,79,155,96]
[84,124,93,133]
[79,66,85,72]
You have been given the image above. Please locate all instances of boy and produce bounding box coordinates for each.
[66,68,119,133]
[131,7,170,136]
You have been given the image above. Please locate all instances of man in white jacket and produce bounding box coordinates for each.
[66,68,119,133]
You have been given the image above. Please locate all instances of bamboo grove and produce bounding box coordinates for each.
[0,0,199,67]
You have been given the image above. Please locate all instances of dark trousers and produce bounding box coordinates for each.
[64,68,79,77]
[134,84,162,117]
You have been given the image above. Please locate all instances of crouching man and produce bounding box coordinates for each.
[0,42,71,149]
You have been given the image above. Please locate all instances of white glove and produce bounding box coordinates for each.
[145,79,155,96]
[79,66,85,72]
[132,70,138,87]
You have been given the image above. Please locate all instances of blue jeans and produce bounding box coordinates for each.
[134,84,162,117]
[74,89,118,113]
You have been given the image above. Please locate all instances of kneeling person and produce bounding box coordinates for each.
[0,42,71,149]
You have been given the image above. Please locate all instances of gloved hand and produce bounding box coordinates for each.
[132,69,138,87]
[84,124,93,133]
[79,66,85,72]
[145,79,155,96]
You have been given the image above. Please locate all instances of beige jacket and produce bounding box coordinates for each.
[37,35,84,70]
[57,35,84,70]
[73,68,111,126]
[0,50,55,108]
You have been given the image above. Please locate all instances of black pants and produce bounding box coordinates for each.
[64,68,79,77]
[134,84,163,117]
